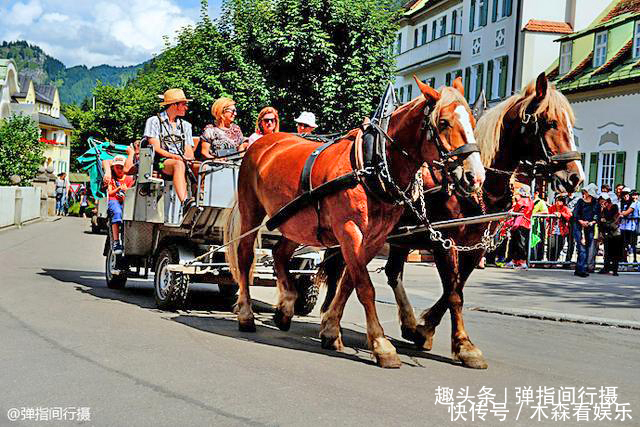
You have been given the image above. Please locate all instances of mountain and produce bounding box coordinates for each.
[0,40,143,105]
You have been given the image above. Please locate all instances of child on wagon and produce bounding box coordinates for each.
[107,155,134,254]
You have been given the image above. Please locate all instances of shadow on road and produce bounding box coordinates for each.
[172,312,460,369]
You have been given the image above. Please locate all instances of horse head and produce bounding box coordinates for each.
[389,76,485,195]
[512,72,584,193]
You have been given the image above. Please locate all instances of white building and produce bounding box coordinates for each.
[394,0,610,105]
[0,59,20,119]
[551,0,640,190]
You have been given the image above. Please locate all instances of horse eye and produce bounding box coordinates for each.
[438,119,450,130]
[549,120,558,129]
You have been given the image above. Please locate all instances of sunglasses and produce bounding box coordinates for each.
[224,108,237,114]
[262,118,276,123]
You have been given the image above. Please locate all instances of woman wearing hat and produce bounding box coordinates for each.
[197,97,247,160]
[247,107,280,145]
[572,183,600,277]
[598,193,623,275]
[143,88,195,208]
[506,184,534,269]
[294,112,318,134]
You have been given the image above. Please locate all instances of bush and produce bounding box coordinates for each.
[0,114,43,185]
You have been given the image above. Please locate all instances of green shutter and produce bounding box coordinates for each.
[422,25,427,44]
[614,151,626,187]
[635,151,640,189]
[446,72,452,86]
[456,69,462,78]
[589,152,599,184]
[469,0,476,32]
[499,56,508,98]
[452,11,457,33]
[476,63,484,103]
[504,0,512,17]
[480,0,488,26]
[581,152,586,167]
[492,0,498,22]
[486,59,494,100]
[430,77,436,87]
[464,67,471,100]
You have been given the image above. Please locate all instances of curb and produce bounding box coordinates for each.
[468,305,640,330]
[0,217,47,233]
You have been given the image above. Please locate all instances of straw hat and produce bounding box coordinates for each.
[158,88,192,106]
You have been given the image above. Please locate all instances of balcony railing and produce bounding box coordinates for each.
[395,33,462,73]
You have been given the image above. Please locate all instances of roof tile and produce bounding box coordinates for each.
[592,39,634,76]
[523,20,573,34]
[600,0,640,23]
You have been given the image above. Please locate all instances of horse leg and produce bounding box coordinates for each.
[385,245,425,347]
[338,221,401,368]
[319,268,352,351]
[449,251,488,369]
[319,247,345,315]
[416,247,458,351]
[226,193,266,332]
[272,237,299,331]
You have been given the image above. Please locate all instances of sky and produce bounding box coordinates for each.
[0,0,223,67]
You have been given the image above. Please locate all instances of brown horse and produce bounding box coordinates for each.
[321,72,585,369]
[225,78,485,368]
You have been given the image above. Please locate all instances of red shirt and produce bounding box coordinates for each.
[108,175,134,201]
[511,197,534,229]
[548,204,572,236]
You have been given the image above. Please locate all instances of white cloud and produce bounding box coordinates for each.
[5,0,43,26]
[1,0,200,67]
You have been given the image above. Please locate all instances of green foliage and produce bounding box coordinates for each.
[0,114,44,185]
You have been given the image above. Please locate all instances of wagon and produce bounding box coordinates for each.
[95,144,322,314]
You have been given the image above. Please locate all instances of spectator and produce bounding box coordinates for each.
[620,188,639,263]
[506,185,534,269]
[198,97,247,161]
[547,195,572,262]
[573,183,599,277]
[598,193,623,276]
[614,183,624,208]
[294,112,318,134]
[564,191,580,262]
[107,156,134,255]
[248,107,280,145]
[530,190,549,261]
[55,173,67,216]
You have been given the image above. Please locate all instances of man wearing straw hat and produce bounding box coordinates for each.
[143,88,195,209]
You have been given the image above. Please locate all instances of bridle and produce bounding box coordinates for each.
[419,101,480,198]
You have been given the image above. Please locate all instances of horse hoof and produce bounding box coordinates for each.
[415,325,435,351]
[375,351,402,369]
[238,318,256,332]
[454,349,488,369]
[273,309,291,331]
[320,333,343,351]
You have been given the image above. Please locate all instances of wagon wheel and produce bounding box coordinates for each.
[105,244,128,289]
[154,246,190,311]
[294,275,320,316]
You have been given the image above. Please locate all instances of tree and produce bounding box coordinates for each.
[0,114,44,185]
[222,0,401,132]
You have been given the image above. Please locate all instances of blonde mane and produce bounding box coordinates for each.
[397,86,470,122]
[474,81,575,167]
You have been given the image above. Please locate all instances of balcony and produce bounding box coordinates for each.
[395,33,462,74]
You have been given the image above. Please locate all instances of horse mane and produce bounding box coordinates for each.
[475,81,575,167]
[399,86,470,122]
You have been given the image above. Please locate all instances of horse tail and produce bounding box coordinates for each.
[224,195,245,284]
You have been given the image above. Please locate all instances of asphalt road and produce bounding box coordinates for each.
[1,218,639,426]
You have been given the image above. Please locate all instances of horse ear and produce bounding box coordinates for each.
[452,76,464,96]
[535,72,548,100]
[413,75,441,103]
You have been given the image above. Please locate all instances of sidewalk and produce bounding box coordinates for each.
[368,259,640,329]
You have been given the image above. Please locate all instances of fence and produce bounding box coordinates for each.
[0,186,42,229]
[527,213,640,269]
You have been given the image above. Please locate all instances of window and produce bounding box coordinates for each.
[451,10,457,33]
[486,56,509,100]
[399,86,405,103]
[559,41,573,74]
[421,24,428,45]
[492,0,512,21]
[406,84,413,101]
[495,28,505,48]
[599,152,616,189]
[472,37,482,56]
[593,31,608,67]
[439,16,447,38]
[422,77,436,88]
[471,0,488,29]
[432,21,437,40]
[395,33,402,55]
[414,28,419,48]
[634,21,640,58]
[470,63,484,103]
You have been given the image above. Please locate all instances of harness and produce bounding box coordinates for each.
[264,96,480,235]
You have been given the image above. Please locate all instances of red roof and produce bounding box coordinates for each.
[523,20,573,34]
[600,0,640,23]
